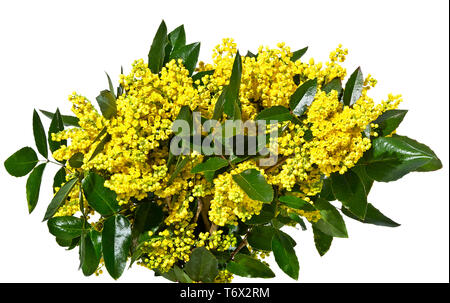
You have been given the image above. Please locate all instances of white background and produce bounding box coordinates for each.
[0,0,448,283]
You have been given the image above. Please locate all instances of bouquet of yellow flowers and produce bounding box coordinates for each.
[4,21,442,282]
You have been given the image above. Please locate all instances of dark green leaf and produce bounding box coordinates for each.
[373,110,408,137]
[89,133,111,161]
[245,203,276,225]
[170,42,200,76]
[343,67,364,106]
[312,198,348,238]
[82,172,120,216]
[291,47,308,62]
[331,170,368,219]
[102,214,132,280]
[312,225,333,256]
[288,213,307,230]
[53,167,66,193]
[148,20,168,74]
[223,52,242,119]
[322,78,342,95]
[26,163,46,213]
[43,177,78,221]
[320,177,335,201]
[192,70,215,87]
[279,195,316,211]
[80,231,101,276]
[289,78,318,116]
[96,90,117,119]
[227,254,275,278]
[56,237,73,247]
[131,201,163,250]
[246,50,257,58]
[191,157,228,178]
[255,106,294,123]
[168,156,190,185]
[68,152,84,168]
[90,229,103,259]
[232,169,274,203]
[247,225,275,251]
[48,109,66,154]
[47,216,83,240]
[272,230,299,280]
[173,265,193,283]
[173,105,193,137]
[363,135,442,182]
[105,72,116,99]
[40,109,80,127]
[4,147,38,177]
[33,110,48,158]
[184,247,219,282]
[168,25,186,53]
[342,203,400,227]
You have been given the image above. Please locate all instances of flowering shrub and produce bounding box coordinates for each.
[4,21,442,282]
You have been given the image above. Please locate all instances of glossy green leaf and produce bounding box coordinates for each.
[105,72,116,99]
[47,216,83,240]
[170,42,200,76]
[102,214,132,280]
[33,110,48,158]
[48,109,66,154]
[279,195,316,212]
[289,78,318,116]
[4,147,38,177]
[148,20,168,74]
[227,254,275,278]
[343,67,364,106]
[40,109,80,127]
[90,229,103,260]
[184,247,219,282]
[43,177,78,221]
[173,265,193,283]
[247,225,275,251]
[131,201,163,250]
[363,135,442,182]
[312,225,333,256]
[320,177,335,201]
[312,198,348,238]
[232,169,274,203]
[68,152,84,168]
[191,157,228,178]
[288,213,307,230]
[96,90,117,119]
[323,78,342,95]
[53,167,66,193]
[331,170,368,219]
[168,25,186,53]
[88,133,111,161]
[222,52,242,120]
[342,203,400,227]
[290,46,308,62]
[351,165,374,195]
[373,109,408,137]
[245,203,276,225]
[272,230,299,280]
[82,172,120,216]
[80,231,101,276]
[255,106,294,123]
[26,163,46,213]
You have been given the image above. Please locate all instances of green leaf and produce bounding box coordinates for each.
[102,214,132,280]
[40,109,80,127]
[96,90,117,119]
[148,20,168,74]
[272,230,299,280]
[290,46,308,62]
[4,147,38,177]
[53,167,66,193]
[312,198,348,238]
[373,109,408,137]
[170,42,200,76]
[312,225,333,256]
[43,177,78,221]
[90,229,103,260]
[363,135,442,182]
[288,213,307,230]
[168,25,186,53]
[26,163,46,213]
[191,157,228,181]
[105,72,116,99]
[80,231,101,276]
[223,52,242,119]
[278,195,316,212]
[331,170,368,219]
[192,70,215,87]
[322,78,342,95]
[255,106,294,123]
[342,203,400,227]
[343,67,364,106]
[351,165,374,195]
[246,50,257,58]
[173,105,193,137]
[131,200,163,250]
[168,156,190,185]
[68,152,84,168]
[82,172,120,216]
[33,110,48,158]
[89,133,111,161]
[47,216,83,240]
[319,177,335,201]
[184,247,219,282]
[245,203,276,225]
[289,78,318,116]
[227,254,275,278]
[48,109,66,154]
[247,225,275,251]
[173,265,193,283]
[232,169,274,203]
